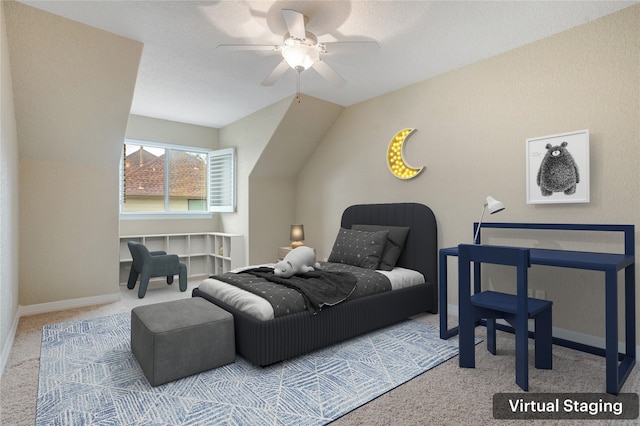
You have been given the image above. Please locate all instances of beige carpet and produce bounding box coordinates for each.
[1,280,638,425]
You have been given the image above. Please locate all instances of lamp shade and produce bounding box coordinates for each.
[282,43,319,70]
[290,224,305,248]
[486,196,505,214]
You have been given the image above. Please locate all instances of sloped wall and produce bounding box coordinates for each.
[5,2,142,305]
[221,95,343,264]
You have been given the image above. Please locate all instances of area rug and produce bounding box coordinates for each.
[36,313,467,425]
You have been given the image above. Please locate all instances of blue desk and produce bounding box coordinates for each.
[439,223,635,395]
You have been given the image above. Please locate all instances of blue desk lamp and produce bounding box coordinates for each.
[473,196,505,244]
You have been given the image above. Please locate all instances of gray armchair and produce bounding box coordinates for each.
[127,241,187,298]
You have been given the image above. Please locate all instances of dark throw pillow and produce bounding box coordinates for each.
[327,228,389,269]
[352,225,410,271]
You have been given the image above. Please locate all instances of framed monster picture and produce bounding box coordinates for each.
[526,129,590,204]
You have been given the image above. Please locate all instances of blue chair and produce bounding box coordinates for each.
[458,244,553,391]
[127,241,187,298]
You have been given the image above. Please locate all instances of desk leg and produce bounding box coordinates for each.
[617,264,637,393]
[440,251,462,339]
[605,267,637,395]
[458,261,475,369]
[439,251,451,339]
[625,264,636,361]
[605,269,619,395]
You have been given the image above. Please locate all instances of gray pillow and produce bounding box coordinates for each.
[328,228,389,269]
[352,225,410,271]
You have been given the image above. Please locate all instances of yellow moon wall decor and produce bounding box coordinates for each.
[387,128,424,180]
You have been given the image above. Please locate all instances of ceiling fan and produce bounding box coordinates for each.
[217,9,379,88]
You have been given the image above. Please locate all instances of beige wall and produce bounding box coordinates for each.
[125,114,220,152]
[295,6,640,341]
[219,96,292,266]
[0,1,20,371]
[120,114,221,236]
[5,2,142,306]
[220,95,343,264]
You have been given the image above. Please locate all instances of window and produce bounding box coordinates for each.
[121,140,235,215]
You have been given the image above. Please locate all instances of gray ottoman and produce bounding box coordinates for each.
[131,297,235,386]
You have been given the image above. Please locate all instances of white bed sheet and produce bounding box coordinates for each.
[197,265,425,321]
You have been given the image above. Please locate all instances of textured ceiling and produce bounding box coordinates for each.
[19,1,638,128]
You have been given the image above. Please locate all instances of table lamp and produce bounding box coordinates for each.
[473,196,505,244]
[290,224,305,248]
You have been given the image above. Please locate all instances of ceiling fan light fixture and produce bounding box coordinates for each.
[220,9,374,88]
[281,39,319,71]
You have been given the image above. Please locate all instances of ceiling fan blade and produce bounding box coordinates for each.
[261,60,290,86]
[322,41,380,54]
[281,9,306,39]
[312,60,346,87]
[217,44,279,51]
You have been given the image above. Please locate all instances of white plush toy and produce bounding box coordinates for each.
[273,246,321,278]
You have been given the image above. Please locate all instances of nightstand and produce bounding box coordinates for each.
[277,246,293,260]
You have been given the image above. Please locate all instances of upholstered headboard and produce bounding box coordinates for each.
[340,203,438,289]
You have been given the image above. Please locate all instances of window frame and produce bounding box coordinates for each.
[120,139,235,219]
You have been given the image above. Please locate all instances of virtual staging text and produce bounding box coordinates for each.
[493,393,638,420]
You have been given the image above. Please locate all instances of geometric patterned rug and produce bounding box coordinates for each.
[36,313,466,425]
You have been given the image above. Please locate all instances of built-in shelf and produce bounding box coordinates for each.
[119,232,244,285]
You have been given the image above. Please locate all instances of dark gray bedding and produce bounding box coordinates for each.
[210,262,391,317]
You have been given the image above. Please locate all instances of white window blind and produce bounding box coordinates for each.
[209,147,236,212]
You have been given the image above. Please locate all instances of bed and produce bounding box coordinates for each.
[192,202,438,366]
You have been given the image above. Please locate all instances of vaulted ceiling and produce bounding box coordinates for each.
[19,1,637,128]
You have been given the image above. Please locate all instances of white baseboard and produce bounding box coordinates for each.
[0,310,21,379]
[0,293,121,380]
[447,303,640,361]
[17,293,121,317]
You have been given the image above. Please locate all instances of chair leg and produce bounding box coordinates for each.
[535,309,553,370]
[167,275,174,285]
[458,310,476,368]
[138,273,150,298]
[514,318,529,391]
[486,318,497,355]
[178,263,187,292]
[127,267,139,290]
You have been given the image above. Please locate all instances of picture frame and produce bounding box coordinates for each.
[526,129,589,204]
